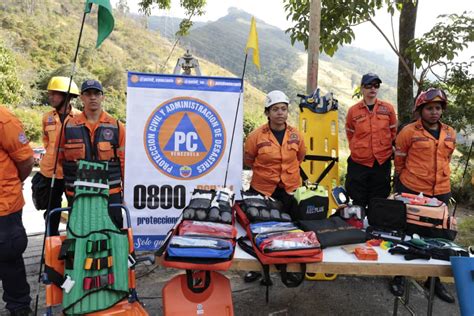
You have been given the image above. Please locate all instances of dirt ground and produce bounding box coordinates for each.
[0,171,469,315]
[0,234,463,316]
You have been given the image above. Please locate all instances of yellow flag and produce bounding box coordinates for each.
[245,17,260,70]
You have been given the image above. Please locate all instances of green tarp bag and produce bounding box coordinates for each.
[62,160,129,315]
[294,185,329,220]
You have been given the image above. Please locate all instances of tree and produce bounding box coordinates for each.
[0,43,24,105]
[116,0,130,16]
[406,13,474,87]
[138,0,206,36]
[405,13,474,128]
[284,0,387,56]
[397,0,418,124]
[284,1,473,126]
[424,61,474,137]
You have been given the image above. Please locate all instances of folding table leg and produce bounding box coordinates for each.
[392,278,417,316]
[426,276,436,316]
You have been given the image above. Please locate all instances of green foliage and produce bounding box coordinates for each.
[138,0,206,36]
[103,87,126,122]
[406,13,474,69]
[12,106,43,143]
[450,143,474,207]
[442,63,474,136]
[138,0,172,15]
[283,0,395,56]
[0,0,270,132]
[243,111,265,140]
[457,217,474,248]
[0,43,24,105]
[418,62,473,136]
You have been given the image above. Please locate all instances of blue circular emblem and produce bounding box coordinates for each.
[144,97,226,180]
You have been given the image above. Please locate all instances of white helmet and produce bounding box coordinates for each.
[265,90,289,108]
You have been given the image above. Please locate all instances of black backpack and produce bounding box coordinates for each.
[31,172,51,210]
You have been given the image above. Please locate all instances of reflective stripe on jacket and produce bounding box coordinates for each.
[59,111,125,196]
[394,119,456,196]
[0,106,34,216]
[40,108,80,178]
[345,99,397,167]
[244,123,306,196]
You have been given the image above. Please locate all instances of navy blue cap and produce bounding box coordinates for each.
[361,73,382,85]
[81,79,103,93]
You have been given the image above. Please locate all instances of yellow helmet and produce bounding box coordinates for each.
[47,76,80,96]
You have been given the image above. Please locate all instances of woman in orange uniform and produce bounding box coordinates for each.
[243,90,306,282]
[391,88,456,303]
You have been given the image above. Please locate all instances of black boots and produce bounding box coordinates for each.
[389,276,406,297]
[10,307,32,316]
[389,276,455,304]
[244,271,262,283]
[424,277,455,304]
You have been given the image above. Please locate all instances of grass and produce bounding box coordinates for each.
[457,216,474,247]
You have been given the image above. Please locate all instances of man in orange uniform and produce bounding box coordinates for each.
[58,80,126,228]
[39,77,80,235]
[0,106,34,315]
[345,73,397,211]
[391,88,456,303]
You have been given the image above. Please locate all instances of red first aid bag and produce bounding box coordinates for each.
[179,220,235,239]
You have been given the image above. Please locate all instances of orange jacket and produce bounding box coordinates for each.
[395,119,456,196]
[244,123,306,196]
[59,111,126,196]
[40,107,80,178]
[345,99,397,167]
[0,107,34,216]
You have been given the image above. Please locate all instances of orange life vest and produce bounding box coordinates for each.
[59,111,125,196]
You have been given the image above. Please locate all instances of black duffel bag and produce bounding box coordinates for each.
[31,172,50,210]
[298,216,366,248]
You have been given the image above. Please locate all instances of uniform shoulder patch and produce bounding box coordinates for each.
[18,132,28,144]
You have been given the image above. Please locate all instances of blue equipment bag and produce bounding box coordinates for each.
[249,221,299,235]
[167,236,233,259]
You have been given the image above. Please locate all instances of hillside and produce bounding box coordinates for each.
[147,7,398,105]
[0,1,398,151]
[144,7,398,149]
[0,1,267,145]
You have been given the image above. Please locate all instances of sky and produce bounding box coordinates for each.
[113,0,473,61]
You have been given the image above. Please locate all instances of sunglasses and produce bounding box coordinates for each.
[363,83,380,89]
[424,89,447,102]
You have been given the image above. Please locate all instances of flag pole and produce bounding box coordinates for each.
[34,10,88,316]
[223,53,248,188]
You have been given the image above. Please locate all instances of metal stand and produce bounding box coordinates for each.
[173,50,201,75]
[393,277,436,316]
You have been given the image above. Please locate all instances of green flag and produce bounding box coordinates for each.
[84,0,114,48]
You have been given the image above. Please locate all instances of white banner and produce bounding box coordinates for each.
[124,72,243,251]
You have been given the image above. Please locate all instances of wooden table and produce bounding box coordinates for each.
[229,224,452,316]
[157,224,454,315]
